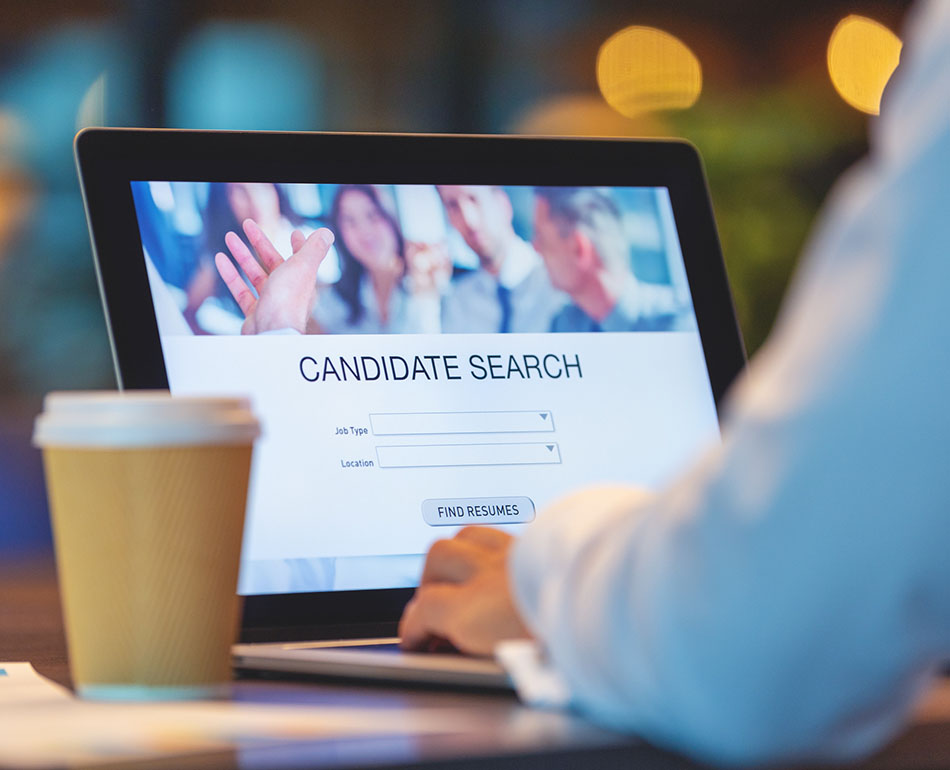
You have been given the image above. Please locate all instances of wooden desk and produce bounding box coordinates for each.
[2,555,949,770]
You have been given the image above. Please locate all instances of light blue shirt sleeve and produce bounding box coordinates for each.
[509,2,950,764]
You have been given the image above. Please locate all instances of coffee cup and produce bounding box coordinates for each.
[33,391,260,699]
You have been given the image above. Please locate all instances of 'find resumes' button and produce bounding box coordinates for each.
[422,497,536,526]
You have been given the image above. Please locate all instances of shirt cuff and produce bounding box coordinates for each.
[494,639,571,709]
[509,484,656,633]
[505,485,658,709]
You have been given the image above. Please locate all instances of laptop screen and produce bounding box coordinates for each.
[130,181,720,595]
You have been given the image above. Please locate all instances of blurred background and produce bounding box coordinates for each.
[0,0,911,554]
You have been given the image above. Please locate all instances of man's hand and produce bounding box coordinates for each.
[398,526,533,656]
[404,241,452,297]
[214,218,334,335]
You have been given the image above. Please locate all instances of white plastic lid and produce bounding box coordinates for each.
[33,391,261,448]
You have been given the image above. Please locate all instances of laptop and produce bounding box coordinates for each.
[75,129,745,689]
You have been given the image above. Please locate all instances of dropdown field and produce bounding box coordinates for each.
[376,442,562,468]
[369,410,555,435]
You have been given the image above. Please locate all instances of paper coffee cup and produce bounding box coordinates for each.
[34,391,260,700]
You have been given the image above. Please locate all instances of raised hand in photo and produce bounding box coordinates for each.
[214,218,334,335]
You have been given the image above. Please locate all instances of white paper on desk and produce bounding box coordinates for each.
[0,662,72,704]
[0,663,474,769]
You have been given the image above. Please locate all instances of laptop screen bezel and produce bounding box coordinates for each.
[75,128,746,640]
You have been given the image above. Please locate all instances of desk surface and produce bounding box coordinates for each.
[2,555,949,770]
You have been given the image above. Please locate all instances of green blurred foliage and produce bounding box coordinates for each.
[670,81,866,354]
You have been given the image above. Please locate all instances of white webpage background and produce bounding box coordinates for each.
[161,332,720,564]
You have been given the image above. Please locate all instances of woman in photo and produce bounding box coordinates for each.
[315,184,410,334]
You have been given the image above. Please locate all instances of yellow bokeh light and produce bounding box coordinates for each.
[827,15,902,115]
[596,26,702,118]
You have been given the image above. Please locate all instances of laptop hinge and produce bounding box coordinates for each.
[240,621,399,644]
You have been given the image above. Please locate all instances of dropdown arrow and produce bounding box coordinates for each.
[540,413,549,420]
[546,445,555,452]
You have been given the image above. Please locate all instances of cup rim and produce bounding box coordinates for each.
[33,390,261,448]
